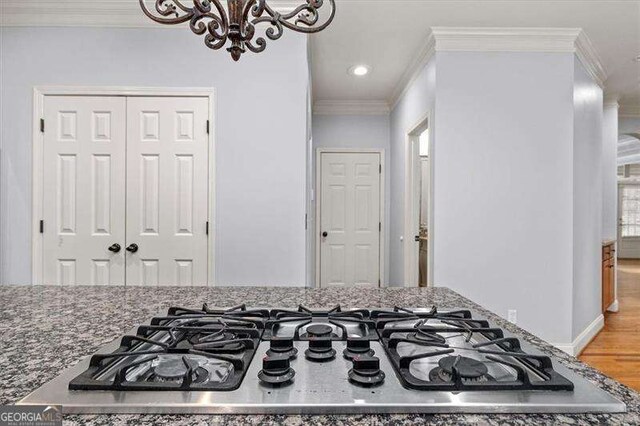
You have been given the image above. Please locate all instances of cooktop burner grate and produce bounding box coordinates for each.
[262,305,378,341]
[67,304,574,393]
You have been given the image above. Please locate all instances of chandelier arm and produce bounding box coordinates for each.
[251,10,284,41]
[204,30,229,50]
[190,12,226,37]
[171,0,192,13]
[249,0,267,18]
[258,0,336,34]
[139,0,195,24]
[245,37,267,53]
[192,0,213,14]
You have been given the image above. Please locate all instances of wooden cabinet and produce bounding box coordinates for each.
[602,241,616,313]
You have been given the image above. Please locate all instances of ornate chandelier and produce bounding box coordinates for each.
[139,0,336,61]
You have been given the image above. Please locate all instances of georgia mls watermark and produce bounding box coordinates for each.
[0,405,62,426]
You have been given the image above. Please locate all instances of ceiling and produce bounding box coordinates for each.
[310,0,640,107]
[2,1,639,108]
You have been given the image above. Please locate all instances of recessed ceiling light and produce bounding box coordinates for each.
[349,65,371,77]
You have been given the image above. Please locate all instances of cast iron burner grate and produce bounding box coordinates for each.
[376,306,575,391]
[262,305,378,341]
[68,305,264,391]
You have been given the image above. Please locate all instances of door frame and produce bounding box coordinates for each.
[31,86,217,285]
[617,180,640,259]
[404,111,434,287]
[315,148,385,288]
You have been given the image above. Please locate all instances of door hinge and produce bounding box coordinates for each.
[379,222,382,232]
[39,220,44,233]
[379,164,382,174]
[378,278,381,286]
[206,120,210,134]
[206,221,209,235]
[40,118,45,133]
[305,214,308,231]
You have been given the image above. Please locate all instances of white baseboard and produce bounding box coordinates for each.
[608,299,619,312]
[550,314,604,356]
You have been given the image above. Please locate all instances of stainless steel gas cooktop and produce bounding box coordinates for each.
[18,304,625,414]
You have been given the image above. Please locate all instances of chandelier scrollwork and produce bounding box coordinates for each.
[139,0,336,61]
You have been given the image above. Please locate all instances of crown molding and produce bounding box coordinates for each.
[574,30,607,88]
[313,100,390,116]
[430,27,606,87]
[0,1,298,27]
[388,32,436,109]
[603,94,620,109]
[430,27,583,52]
[388,27,608,111]
[620,105,640,118]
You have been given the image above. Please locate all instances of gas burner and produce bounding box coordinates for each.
[152,355,210,383]
[263,306,377,341]
[266,338,298,359]
[428,356,494,383]
[305,338,336,362]
[306,324,333,337]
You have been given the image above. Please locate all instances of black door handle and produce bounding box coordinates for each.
[322,231,328,238]
[414,235,420,242]
[108,243,121,253]
[126,243,139,253]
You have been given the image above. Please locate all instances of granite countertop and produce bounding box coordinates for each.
[1,285,638,425]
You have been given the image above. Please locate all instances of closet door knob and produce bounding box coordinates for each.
[108,243,121,253]
[126,243,139,253]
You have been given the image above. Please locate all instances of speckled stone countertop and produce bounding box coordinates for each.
[1,285,638,425]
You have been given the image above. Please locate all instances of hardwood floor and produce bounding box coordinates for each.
[580,259,640,391]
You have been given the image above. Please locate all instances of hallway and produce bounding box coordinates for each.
[580,259,640,391]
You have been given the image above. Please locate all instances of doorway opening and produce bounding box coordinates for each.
[404,114,432,287]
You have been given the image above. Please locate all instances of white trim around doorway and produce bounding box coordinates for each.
[404,111,434,288]
[31,86,217,285]
[315,148,386,288]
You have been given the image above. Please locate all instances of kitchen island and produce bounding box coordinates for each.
[1,285,638,425]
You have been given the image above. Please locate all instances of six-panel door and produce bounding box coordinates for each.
[43,96,127,285]
[125,97,209,286]
[42,95,209,286]
[319,152,381,287]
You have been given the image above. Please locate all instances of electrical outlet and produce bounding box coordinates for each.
[507,309,517,324]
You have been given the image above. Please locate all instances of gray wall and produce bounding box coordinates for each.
[389,58,437,286]
[0,27,309,286]
[433,52,575,344]
[310,114,391,285]
[571,57,603,340]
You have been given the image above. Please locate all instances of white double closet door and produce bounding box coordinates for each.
[42,95,210,286]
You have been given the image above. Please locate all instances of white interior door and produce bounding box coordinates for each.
[319,152,381,287]
[42,96,126,285]
[125,97,209,286]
